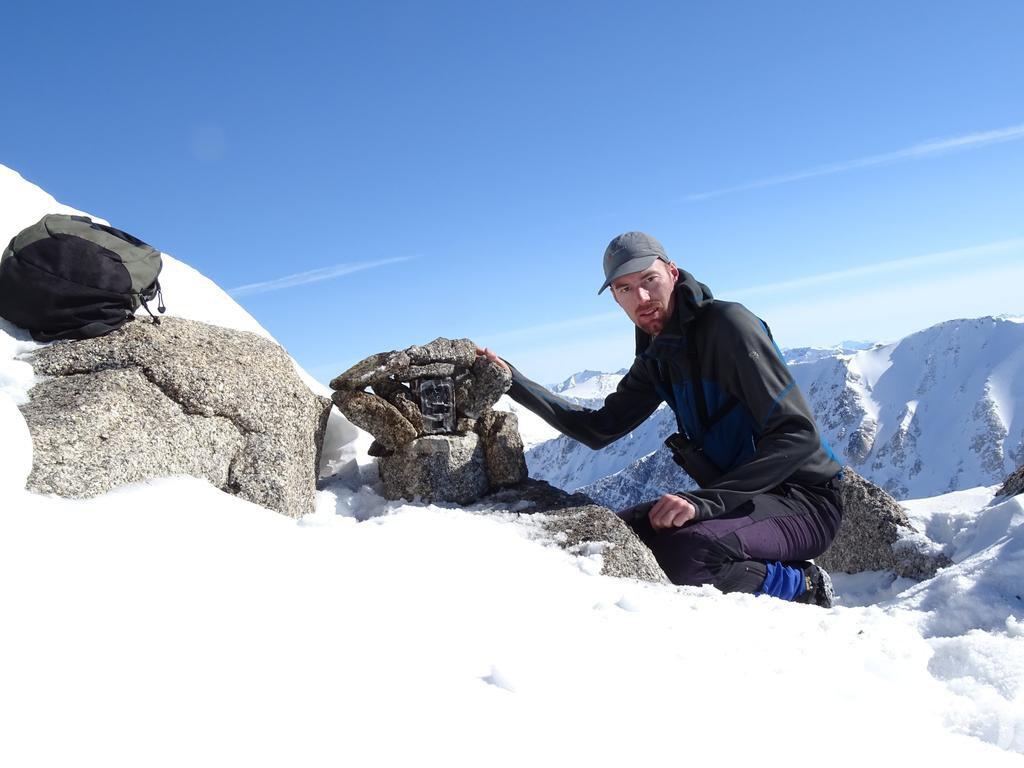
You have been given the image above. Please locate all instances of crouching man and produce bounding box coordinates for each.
[478,231,843,607]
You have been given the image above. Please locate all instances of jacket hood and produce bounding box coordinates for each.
[634,269,714,355]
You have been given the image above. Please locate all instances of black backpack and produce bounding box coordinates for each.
[0,214,165,341]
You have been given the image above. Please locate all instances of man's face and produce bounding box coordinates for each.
[610,259,679,336]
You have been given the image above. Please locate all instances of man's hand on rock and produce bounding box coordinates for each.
[649,494,696,530]
[475,346,510,374]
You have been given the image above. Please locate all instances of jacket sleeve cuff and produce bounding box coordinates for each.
[675,492,715,521]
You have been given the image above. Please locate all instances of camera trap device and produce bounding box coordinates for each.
[414,376,456,434]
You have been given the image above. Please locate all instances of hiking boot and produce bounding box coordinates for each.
[794,562,835,608]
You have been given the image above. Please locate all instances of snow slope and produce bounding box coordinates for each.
[800,317,1024,498]
[1,164,1022,764]
[2,481,1022,765]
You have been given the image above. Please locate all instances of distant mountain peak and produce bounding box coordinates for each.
[552,369,610,393]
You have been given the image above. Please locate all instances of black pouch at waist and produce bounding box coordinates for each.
[664,432,722,488]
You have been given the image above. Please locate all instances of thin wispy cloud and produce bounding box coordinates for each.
[229,256,415,297]
[685,122,1024,201]
[728,237,1024,298]
[479,310,623,345]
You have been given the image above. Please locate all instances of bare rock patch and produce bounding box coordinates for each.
[21,317,331,517]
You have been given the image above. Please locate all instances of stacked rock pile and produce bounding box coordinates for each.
[330,338,527,503]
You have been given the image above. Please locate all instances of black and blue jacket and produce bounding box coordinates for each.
[508,270,842,521]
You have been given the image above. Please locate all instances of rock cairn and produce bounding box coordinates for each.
[330,338,527,503]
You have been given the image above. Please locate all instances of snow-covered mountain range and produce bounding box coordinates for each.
[527,324,1024,508]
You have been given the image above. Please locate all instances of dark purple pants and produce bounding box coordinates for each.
[618,480,843,593]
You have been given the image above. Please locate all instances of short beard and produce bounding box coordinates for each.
[635,303,667,335]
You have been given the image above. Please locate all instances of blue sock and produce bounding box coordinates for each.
[754,561,806,601]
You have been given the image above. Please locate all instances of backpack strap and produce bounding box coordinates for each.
[138,279,165,325]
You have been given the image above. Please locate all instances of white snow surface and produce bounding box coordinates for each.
[2,478,1023,765]
[2,164,1023,764]
[494,395,560,450]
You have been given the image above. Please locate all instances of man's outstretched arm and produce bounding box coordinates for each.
[476,347,662,451]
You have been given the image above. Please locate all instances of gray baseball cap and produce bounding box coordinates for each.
[598,231,670,294]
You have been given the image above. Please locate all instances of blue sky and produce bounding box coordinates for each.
[3,1,1023,384]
